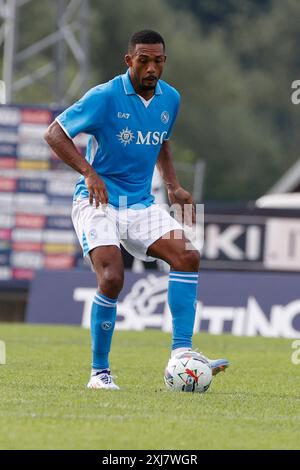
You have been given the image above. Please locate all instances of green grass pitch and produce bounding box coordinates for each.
[0,324,299,450]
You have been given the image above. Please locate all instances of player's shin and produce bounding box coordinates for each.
[90,291,118,372]
[168,271,199,351]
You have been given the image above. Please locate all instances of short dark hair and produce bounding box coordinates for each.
[128,30,165,53]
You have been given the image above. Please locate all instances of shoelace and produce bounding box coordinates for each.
[95,371,118,384]
[98,373,113,385]
[191,348,211,363]
[173,349,211,366]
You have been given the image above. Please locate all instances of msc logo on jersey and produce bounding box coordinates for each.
[117,128,168,147]
[117,128,135,146]
[161,111,169,124]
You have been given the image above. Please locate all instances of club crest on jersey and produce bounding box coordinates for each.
[161,111,169,124]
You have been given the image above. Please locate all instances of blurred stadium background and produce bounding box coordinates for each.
[1,0,300,339]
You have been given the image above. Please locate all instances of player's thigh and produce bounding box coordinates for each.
[147,229,200,271]
[124,204,182,261]
[90,245,124,282]
[147,229,189,263]
[72,198,119,250]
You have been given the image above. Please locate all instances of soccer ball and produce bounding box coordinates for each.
[164,351,212,393]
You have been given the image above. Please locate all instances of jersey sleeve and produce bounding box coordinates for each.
[164,90,181,141]
[55,85,109,139]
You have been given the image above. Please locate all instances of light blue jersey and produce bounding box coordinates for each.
[56,69,180,208]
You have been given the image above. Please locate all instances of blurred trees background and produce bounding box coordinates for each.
[5,0,300,201]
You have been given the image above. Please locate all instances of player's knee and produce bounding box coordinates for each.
[173,250,200,272]
[100,269,124,296]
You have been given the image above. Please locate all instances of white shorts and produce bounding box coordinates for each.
[71,198,183,263]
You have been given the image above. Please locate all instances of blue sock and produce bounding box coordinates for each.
[91,291,118,370]
[168,271,199,350]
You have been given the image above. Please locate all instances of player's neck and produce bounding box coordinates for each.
[129,71,155,101]
[138,90,155,101]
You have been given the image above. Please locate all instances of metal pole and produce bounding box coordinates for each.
[1,0,90,104]
[80,0,89,92]
[3,0,16,103]
[193,160,206,203]
[55,0,66,105]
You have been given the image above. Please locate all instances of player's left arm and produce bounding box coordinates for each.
[156,140,196,225]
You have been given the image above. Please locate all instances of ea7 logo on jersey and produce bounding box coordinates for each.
[117,129,168,146]
[117,112,130,119]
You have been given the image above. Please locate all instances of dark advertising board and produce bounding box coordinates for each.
[26,269,300,338]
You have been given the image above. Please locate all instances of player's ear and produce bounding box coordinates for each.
[125,54,132,68]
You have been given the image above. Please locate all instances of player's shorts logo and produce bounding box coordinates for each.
[161,111,169,124]
[117,127,135,146]
[101,321,113,331]
[89,229,97,241]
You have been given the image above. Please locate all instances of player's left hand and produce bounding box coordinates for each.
[167,186,196,226]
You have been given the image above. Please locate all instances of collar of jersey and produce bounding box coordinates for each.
[122,69,162,96]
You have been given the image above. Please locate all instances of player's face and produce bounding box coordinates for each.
[125,43,166,92]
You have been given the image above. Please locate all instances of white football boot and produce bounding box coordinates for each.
[87,369,120,390]
[205,357,230,376]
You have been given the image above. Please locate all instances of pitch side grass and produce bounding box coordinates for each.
[0,324,299,450]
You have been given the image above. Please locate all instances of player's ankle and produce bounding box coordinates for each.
[171,347,192,358]
[91,368,110,377]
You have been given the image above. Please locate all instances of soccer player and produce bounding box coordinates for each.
[45,30,229,390]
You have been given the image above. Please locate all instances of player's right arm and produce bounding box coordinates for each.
[44,121,108,208]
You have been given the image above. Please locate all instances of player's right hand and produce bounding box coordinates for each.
[84,170,108,208]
